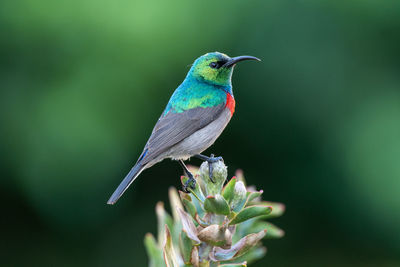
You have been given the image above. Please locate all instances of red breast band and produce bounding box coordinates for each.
[225,93,235,116]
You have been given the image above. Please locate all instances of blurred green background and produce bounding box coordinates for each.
[1,0,400,266]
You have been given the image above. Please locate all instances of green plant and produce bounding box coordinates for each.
[144,161,285,267]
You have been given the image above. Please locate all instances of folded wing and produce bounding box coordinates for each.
[140,104,225,165]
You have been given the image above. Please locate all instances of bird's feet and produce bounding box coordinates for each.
[179,159,197,192]
[194,154,224,183]
[183,172,197,193]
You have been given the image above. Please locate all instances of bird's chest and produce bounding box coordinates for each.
[169,108,232,160]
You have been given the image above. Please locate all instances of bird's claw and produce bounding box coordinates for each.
[206,154,223,183]
[194,154,224,183]
[183,176,196,193]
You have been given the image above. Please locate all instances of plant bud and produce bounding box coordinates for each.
[199,161,227,196]
[230,181,247,212]
[198,224,226,247]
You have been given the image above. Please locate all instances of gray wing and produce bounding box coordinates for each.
[140,104,225,165]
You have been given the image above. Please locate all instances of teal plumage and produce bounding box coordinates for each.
[108,52,260,204]
[164,76,228,115]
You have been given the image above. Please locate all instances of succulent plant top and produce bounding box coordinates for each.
[145,161,285,267]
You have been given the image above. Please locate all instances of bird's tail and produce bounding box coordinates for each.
[107,162,145,205]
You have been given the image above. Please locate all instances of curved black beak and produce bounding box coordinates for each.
[222,55,261,68]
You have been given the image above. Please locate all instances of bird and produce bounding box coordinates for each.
[107,52,260,205]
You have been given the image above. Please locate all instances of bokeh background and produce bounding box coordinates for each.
[1,0,400,266]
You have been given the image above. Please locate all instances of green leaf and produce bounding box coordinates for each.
[181,175,205,202]
[222,246,266,265]
[199,260,211,267]
[144,233,166,267]
[229,205,272,225]
[156,202,173,247]
[179,231,194,264]
[182,198,197,218]
[163,225,179,267]
[265,222,285,239]
[168,187,185,245]
[179,191,197,218]
[168,187,184,223]
[191,192,206,218]
[179,190,191,201]
[251,221,285,239]
[222,177,237,203]
[198,246,213,265]
[204,194,230,215]
[257,201,285,219]
[246,190,263,204]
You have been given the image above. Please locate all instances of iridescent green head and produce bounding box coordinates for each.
[188,52,260,86]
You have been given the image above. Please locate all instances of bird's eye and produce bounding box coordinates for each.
[209,62,218,69]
